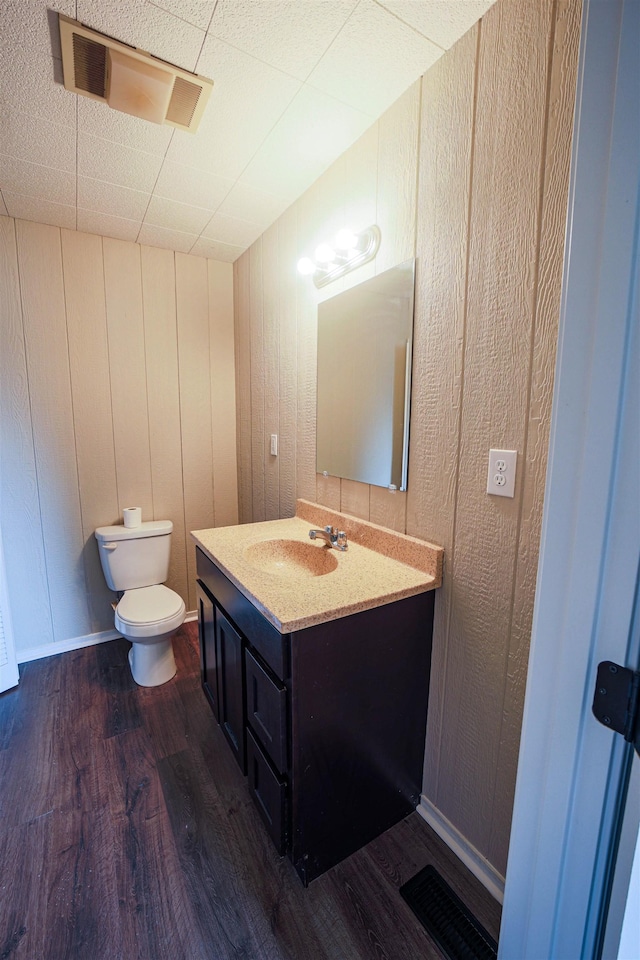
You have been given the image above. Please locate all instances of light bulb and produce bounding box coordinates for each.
[297,257,316,275]
[314,243,336,264]
[335,228,358,251]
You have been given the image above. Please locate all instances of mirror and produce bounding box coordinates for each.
[316,259,415,491]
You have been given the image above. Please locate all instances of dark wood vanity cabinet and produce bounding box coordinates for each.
[195,546,435,885]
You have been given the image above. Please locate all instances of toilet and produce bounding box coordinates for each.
[94,520,185,686]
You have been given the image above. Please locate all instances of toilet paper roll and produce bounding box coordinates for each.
[123,507,142,528]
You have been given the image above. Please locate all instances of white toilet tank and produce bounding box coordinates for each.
[95,520,173,591]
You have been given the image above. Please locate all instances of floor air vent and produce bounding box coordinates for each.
[400,865,498,960]
[59,15,212,132]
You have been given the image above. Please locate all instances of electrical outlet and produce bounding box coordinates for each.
[487,449,517,498]
[270,434,278,456]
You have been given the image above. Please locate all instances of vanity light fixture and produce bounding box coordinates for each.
[297,225,381,288]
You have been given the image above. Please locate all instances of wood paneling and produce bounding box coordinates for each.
[1,222,236,655]
[488,0,582,871]
[61,229,118,633]
[316,474,341,512]
[340,479,370,520]
[234,251,252,523]
[0,217,53,649]
[407,24,478,802]
[294,183,321,504]
[435,0,558,869]
[140,244,188,605]
[232,0,580,880]
[376,83,421,275]
[344,123,378,291]
[277,206,298,519]
[249,239,266,521]
[103,237,154,520]
[15,220,91,643]
[208,259,238,528]
[176,252,214,613]
[263,224,280,521]
[370,486,406,533]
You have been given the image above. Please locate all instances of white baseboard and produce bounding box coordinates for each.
[417,794,505,904]
[18,628,119,663]
[17,609,198,664]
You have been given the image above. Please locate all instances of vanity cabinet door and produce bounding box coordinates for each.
[216,607,246,773]
[196,580,219,722]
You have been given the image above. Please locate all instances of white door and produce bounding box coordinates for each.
[0,534,19,692]
[499,0,639,957]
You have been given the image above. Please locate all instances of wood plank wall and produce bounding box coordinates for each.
[0,221,238,657]
[232,0,581,878]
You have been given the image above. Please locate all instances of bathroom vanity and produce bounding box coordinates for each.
[192,501,442,885]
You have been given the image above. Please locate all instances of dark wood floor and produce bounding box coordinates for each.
[0,623,501,959]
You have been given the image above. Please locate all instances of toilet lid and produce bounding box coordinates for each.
[117,584,184,626]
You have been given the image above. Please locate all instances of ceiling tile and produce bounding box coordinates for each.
[377,0,495,49]
[167,36,301,179]
[0,155,76,205]
[4,192,76,229]
[207,0,358,81]
[150,0,216,32]
[0,0,494,255]
[154,159,233,210]
[78,133,164,193]
[0,47,76,128]
[202,211,264,248]
[77,97,174,157]
[0,1,76,59]
[0,103,76,172]
[77,176,151,220]
[144,195,212,234]
[240,85,373,200]
[216,181,290,224]
[307,0,442,116]
[77,208,141,242]
[137,222,198,252]
[77,0,206,72]
[0,193,8,217]
[190,236,243,262]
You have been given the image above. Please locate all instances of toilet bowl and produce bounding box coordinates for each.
[94,519,186,687]
[115,584,185,686]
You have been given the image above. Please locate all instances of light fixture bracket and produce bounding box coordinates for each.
[313,225,381,288]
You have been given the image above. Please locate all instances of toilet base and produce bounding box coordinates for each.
[128,638,176,687]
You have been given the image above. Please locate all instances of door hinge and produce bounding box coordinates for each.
[592,661,640,757]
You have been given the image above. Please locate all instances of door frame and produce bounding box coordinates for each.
[498,0,639,956]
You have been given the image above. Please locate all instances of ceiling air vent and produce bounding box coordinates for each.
[58,14,213,133]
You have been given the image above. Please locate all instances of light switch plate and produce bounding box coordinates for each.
[487,449,517,497]
[270,434,278,456]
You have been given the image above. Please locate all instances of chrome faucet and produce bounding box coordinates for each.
[309,525,348,551]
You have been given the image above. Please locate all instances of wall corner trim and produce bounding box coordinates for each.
[418,794,505,904]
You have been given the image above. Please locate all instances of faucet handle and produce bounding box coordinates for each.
[336,530,348,550]
[324,525,333,534]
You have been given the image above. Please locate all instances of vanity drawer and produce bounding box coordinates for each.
[247,728,287,855]
[245,648,287,774]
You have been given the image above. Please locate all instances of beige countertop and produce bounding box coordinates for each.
[191,500,443,633]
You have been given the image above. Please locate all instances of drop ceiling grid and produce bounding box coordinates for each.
[0,0,496,258]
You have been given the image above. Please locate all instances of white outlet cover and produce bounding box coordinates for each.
[487,449,517,498]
